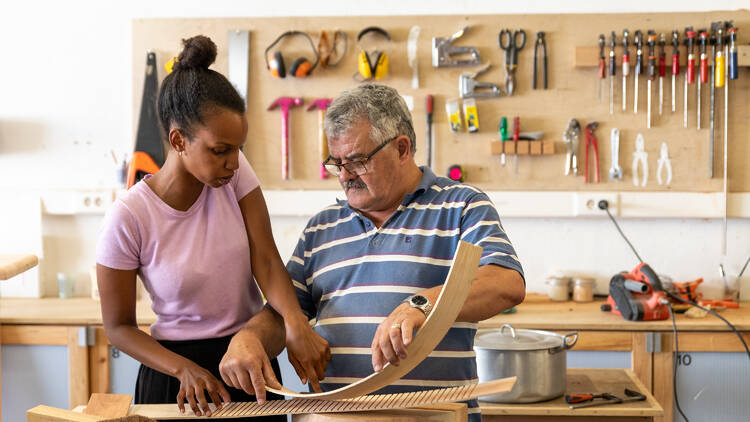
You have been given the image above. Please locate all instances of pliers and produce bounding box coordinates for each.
[533,31,547,89]
[563,118,581,176]
[632,133,648,187]
[657,141,672,185]
[584,122,600,183]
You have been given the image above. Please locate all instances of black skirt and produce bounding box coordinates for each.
[135,334,286,421]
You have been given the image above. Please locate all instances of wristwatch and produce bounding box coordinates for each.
[403,294,433,318]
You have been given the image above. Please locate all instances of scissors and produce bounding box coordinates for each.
[499,29,526,96]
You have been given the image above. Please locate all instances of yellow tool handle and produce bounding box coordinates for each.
[715,53,726,87]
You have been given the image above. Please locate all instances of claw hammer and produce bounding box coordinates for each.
[307,98,333,179]
[268,97,303,180]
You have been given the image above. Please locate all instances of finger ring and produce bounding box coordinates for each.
[391,323,402,330]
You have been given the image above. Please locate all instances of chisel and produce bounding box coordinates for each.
[622,30,630,111]
[671,30,680,113]
[598,35,605,104]
[609,31,616,115]
[646,31,656,128]
[708,25,717,178]
[684,28,696,128]
[658,33,666,115]
[633,30,643,114]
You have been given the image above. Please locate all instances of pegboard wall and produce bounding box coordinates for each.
[133,11,749,192]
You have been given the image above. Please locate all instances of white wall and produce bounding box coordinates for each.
[1,1,749,297]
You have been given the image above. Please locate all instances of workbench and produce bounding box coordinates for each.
[480,368,662,421]
[2,295,748,422]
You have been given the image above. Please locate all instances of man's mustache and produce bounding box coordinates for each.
[343,179,367,190]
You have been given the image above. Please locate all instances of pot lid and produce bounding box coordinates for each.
[474,324,563,351]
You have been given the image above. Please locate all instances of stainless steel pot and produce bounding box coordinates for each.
[474,324,578,403]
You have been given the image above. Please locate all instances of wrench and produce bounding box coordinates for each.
[609,128,623,181]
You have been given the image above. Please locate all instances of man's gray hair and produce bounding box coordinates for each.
[324,84,416,154]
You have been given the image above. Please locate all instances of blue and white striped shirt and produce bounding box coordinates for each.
[286,166,524,421]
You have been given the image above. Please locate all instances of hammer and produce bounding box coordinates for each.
[268,97,303,180]
[307,98,333,179]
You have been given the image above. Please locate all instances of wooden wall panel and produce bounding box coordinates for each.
[133,11,749,192]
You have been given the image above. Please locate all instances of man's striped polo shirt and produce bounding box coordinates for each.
[286,166,524,421]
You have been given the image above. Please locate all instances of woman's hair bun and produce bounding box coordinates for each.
[174,35,217,71]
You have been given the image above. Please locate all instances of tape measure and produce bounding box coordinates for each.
[447,164,464,182]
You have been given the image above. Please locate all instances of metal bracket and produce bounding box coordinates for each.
[78,326,95,347]
[645,332,662,353]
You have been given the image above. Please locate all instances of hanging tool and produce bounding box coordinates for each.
[268,97,303,180]
[499,117,508,166]
[447,164,464,182]
[499,29,526,96]
[425,95,434,168]
[533,31,548,89]
[463,98,479,133]
[708,24,722,179]
[446,99,462,132]
[728,24,738,80]
[646,31,656,128]
[698,29,709,130]
[609,128,623,181]
[408,26,420,89]
[632,133,648,187]
[584,122,600,184]
[714,23,726,89]
[657,142,672,186]
[622,30,630,111]
[566,393,616,404]
[432,26,482,67]
[228,30,250,108]
[307,98,333,179]
[459,64,503,98]
[513,116,520,175]
[671,30,680,113]
[633,30,643,114]
[563,118,581,176]
[723,21,733,255]
[127,51,165,189]
[658,33,666,115]
[609,31,616,115]
[684,28,697,128]
[570,389,648,410]
[597,34,606,104]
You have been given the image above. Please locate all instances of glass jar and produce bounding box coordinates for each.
[546,276,571,301]
[573,277,595,302]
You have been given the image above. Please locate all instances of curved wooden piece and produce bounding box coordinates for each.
[267,241,483,399]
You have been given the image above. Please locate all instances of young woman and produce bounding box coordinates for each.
[96,35,328,420]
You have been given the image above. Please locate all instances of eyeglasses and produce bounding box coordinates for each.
[322,136,398,176]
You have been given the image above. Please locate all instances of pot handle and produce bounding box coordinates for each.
[500,323,517,339]
[549,332,578,354]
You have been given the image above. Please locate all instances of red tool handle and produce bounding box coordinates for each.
[566,394,594,404]
[659,55,666,77]
[426,94,434,115]
[672,52,679,75]
[622,53,630,76]
[687,56,695,83]
[513,117,520,142]
[700,54,708,83]
[598,57,606,79]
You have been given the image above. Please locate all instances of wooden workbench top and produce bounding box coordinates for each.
[0,297,156,325]
[479,368,663,417]
[480,294,750,332]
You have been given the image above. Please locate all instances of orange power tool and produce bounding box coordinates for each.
[602,263,670,321]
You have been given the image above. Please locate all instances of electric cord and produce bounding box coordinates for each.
[599,201,645,263]
[667,303,691,422]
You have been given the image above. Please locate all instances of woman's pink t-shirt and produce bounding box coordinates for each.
[96,154,264,340]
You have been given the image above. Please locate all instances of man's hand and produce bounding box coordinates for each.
[219,329,282,404]
[371,303,427,372]
[285,317,331,392]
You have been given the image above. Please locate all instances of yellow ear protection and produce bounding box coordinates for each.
[265,31,319,78]
[357,27,391,80]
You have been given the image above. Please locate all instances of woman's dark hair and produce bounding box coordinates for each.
[157,35,245,140]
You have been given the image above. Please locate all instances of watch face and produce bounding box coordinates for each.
[411,295,428,306]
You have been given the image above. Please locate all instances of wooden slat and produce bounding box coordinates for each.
[267,241,483,399]
[1,325,69,345]
[0,254,38,280]
[83,394,133,418]
[26,406,104,422]
[292,404,467,422]
[68,327,90,409]
[672,331,750,352]
[89,327,110,394]
[547,330,632,351]
[652,334,674,422]
[631,333,652,392]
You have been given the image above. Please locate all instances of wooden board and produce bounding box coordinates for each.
[292,403,467,422]
[133,11,750,193]
[0,253,38,280]
[124,377,515,419]
[266,241,483,399]
[83,394,133,418]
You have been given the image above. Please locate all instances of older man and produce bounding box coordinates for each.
[220,84,525,421]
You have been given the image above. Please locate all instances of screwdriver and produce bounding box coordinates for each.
[658,33,666,115]
[513,116,520,175]
[728,25,738,80]
[622,30,630,111]
[633,30,643,114]
[671,30,680,113]
[646,31,656,128]
[565,393,612,404]
[598,34,605,104]
[708,25,718,178]
[609,31,616,115]
[499,117,508,166]
[714,23,726,89]
[684,28,697,128]
[698,29,709,130]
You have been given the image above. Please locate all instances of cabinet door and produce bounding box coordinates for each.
[567,351,632,368]
[1,345,68,421]
[108,345,141,396]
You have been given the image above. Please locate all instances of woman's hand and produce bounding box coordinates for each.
[175,361,231,416]
[284,315,331,392]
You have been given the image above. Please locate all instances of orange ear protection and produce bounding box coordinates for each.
[265,31,320,78]
[357,27,391,80]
